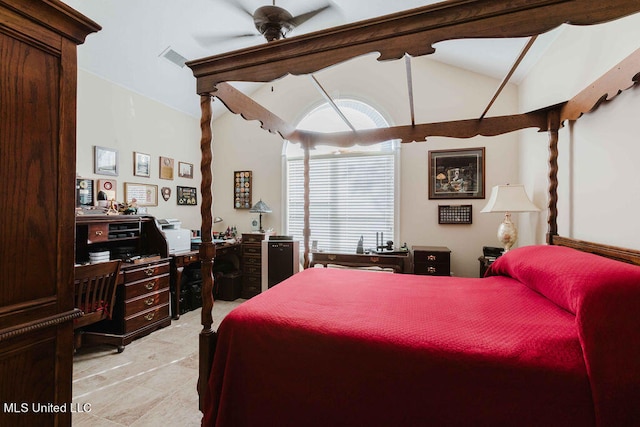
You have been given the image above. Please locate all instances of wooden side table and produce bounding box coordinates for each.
[478,256,497,277]
[310,251,411,273]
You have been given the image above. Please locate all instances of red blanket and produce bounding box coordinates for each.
[203,251,603,426]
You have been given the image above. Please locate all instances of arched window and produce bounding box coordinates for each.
[284,99,399,253]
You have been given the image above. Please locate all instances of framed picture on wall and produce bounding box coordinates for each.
[177,186,197,205]
[134,152,151,177]
[428,147,485,199]
[178,161,193,179]
[124,182,158,206]
[94,146,118,176]
[159,156,174,180]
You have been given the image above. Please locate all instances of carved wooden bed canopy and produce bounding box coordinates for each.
[186,0,640,407]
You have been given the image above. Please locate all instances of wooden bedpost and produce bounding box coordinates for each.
[303,141,310,269]
[198,93,216,411]
[546,109,561,244]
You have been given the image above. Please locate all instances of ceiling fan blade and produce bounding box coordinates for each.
[193,32,259,47]
[290,3,333,28]
[219,0,254,18]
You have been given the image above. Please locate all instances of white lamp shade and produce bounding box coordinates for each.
[481,184,540,213]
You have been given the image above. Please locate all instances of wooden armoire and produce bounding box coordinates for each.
[0,1,99,426]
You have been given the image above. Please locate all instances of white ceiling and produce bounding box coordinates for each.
[60,0,560,118]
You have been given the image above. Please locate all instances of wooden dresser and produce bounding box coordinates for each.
[75,216,171,351]
[0,2,100,426]
[241,233,268,298]
[412,246,451,276]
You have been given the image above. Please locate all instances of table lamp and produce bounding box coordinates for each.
[249,199,272,233]
[481,184,539,252]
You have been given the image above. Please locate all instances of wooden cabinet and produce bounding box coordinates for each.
[0,2,100,425]
[241,233,267,298]
[412,246,451,276]
[75,216,171,350]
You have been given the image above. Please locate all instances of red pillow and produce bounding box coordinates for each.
[485,244,640,314]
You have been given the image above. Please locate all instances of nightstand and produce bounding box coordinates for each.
[478,256,497,277]
[412,246,451,276]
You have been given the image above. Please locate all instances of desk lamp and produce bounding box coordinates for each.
[249,199,272,233]
[481,184,539,252]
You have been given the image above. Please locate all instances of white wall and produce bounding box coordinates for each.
[211,55,521,277]
[519,13,640,249]
[75,70,203,231]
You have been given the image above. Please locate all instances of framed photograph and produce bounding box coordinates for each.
[177,186,198,205]
[134,152,151,177]
[428,147,485,199]
[124,182,158,206]
[94,146,118,176]
[178,161,194,179]
[159,156,174,180]
[234,170,252,209]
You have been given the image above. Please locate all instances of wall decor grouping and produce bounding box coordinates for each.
[234,170,252,209]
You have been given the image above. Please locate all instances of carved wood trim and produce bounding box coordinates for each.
[560,47,640,121]
[188,0,640,92]
[552,235,640,266]
[214,82,298,140]
[0,309,82,342]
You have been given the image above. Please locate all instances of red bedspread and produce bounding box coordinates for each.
[203,258,598,426]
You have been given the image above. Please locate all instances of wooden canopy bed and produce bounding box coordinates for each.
[186,1,640,425]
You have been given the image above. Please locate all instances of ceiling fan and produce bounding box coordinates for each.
[195,0,337,47]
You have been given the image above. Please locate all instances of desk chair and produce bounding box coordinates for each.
[73,260,121,351]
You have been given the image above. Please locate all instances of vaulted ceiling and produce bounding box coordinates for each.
[60,0,561,118]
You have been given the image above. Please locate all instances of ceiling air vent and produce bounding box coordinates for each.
[159,47,187,68]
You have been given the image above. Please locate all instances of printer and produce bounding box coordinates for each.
[157,218,191,254]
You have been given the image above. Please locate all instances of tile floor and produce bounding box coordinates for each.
[72,300,242,426]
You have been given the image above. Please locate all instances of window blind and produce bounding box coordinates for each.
[287,152,395,253]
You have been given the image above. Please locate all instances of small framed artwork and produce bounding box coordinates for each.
[428,147,485,199]
[76,178,94,207]
[178,161,194,179]
[438,205,473,224]
[177,186,198,205]
[124,182,158,206]
[234,170,252,209]
[94,146,118,176]
[133,152,151,177]
[159,156,174,180]
[96,179,117,205]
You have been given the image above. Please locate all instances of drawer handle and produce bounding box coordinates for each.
[369,257,379,263]
[144,312,155,321]
[95,230,103,236]
[145,281,156,290]
[144,297,155,306]
[427,266,436,273]
[328,255,337,261]
[427,255,436,261]
[144,267,156,276]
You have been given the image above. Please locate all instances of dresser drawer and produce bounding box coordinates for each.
[243,245,261,256]
[242,233,265,244]
[243,255,261,266]
[244,265,261,276]
[124,304,170,334]
[124,262,170,283]
[87,223,109,243]
[242,276,261,298]
[412,246,451,276]
[124,289,170,316]
[125,274,170,299]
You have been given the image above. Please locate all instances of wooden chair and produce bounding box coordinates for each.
[73,260,121,351]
